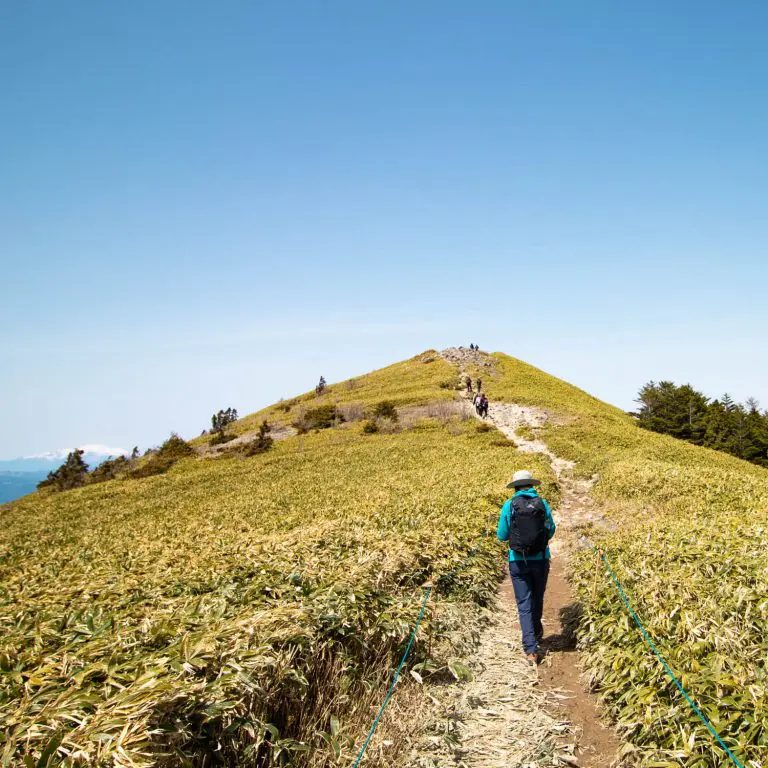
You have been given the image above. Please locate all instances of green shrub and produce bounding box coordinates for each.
[373,400,398,421]
[128,454,176,479]
[243,421,273,456]
[294,405,344,433]
[88,455,131,483]
[362,419,379,434]
[210,430,236,446]
[129,434,194,479]
[157,433,195,460]
[475,422,493,433]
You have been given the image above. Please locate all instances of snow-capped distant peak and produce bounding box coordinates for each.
[24,444,129,460]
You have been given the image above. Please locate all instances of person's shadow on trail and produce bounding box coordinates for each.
[541,602,582,652]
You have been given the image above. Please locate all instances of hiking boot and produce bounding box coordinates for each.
[526,652,538,667]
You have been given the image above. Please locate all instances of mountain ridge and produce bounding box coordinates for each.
[2,349,767,767]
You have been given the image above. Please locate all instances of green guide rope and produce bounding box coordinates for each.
[597,549,747,768]
[351,586,432,768]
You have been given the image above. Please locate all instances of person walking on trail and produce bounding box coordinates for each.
[479,394,489,418]
[497,470,556,666]
[466,375,473,393]
[476,378,482,392]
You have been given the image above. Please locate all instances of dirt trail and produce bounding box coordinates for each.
[420,349,621,768]
[487,401,619,767]
[197,424,297,457]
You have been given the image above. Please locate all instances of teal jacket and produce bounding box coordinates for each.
[496,488,556,561]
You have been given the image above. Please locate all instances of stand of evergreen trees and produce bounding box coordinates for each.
[211,407,238,433]
[635,381,768,466]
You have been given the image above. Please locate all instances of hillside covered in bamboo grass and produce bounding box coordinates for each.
[3,350,768,767]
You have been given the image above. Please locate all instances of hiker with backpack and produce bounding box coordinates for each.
[497,470,556,665]
[466,375,473,393]
[479,394,489,418]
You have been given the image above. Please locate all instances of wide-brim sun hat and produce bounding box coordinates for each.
[506,469,542,488]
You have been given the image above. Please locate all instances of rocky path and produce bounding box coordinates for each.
[415,350,621,768]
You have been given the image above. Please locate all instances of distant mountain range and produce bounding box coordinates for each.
[0,445,127,504]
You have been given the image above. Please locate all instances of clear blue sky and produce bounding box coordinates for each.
[2,1,767,457]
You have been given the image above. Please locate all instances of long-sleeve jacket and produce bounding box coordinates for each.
[496,487,556,561]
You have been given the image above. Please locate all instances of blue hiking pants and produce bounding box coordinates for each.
[509,559,550,654]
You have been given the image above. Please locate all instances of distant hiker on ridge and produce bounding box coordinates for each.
[497,470,556,666]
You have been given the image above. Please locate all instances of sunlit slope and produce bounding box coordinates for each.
[218,351,458,438]
[487,352,768,767]
[8,350,766,767]
[0,351,555,768]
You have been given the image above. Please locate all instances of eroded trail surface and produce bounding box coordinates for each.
[487,402,619,768]
[416,350,621,768]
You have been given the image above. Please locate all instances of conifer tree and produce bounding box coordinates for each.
[38,449,90,492]
[635,381,708,441]
[210,407,238,433]
[637,382,768,467]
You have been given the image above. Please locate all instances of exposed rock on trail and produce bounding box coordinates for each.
[440,346,496,370]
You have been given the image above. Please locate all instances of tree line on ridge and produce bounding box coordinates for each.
[634,381,768,467]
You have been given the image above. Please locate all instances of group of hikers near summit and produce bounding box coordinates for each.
[465,375,489,418]
[497,469,555,666]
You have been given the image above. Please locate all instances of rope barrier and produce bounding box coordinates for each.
[350,585,432,768]
[597,548,747,768]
